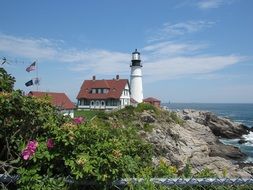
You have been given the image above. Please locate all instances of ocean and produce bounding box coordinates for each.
[163,103,253,162]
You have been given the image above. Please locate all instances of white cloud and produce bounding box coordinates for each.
[0,33,130,75]
[174,0,235,10]
[143,41,207,57]
[197,0,223,9]
[148,20,215,42]
[196,0,234,9]
[0,34,59,60]
[67,50,130,74]
[141,18,247,82]
[0,33,247,84]
[143,54,246,82]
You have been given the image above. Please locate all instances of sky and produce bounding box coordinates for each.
[1,0,253,103]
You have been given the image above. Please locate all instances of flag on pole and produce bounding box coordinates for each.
[25,80,33,87]
[34,77,40,85]
[26,62,36,72]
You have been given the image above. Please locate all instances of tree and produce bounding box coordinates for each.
[0,67,16,92]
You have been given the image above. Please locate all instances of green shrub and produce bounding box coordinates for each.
[74,110,99,121]
[143,123,154,132]
[0,91,153,189]
[0,68,15,92]
[195,168,217,178]
[153,159,177,178]
[136,103,158,113]
[166,111,184,125]
[182,162,192,178]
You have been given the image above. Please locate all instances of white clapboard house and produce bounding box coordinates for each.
[76,75,131,110]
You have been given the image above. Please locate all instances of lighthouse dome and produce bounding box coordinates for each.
[131,49,142,67]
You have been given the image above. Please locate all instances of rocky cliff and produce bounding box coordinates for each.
[132,109,253,178]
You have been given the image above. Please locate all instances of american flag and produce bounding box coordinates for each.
[26,62,36,72]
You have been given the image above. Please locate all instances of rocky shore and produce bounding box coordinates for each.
[138,109,253,178]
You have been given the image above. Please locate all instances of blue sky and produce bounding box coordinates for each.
[1,0,253,103]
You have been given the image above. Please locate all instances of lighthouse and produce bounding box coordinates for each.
[130,49,143,103]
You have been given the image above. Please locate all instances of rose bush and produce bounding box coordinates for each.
[0,68,154,189]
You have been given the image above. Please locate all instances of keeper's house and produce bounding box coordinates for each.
[28,91,75,118]
[76,75,130,110]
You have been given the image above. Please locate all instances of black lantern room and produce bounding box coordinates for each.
[131,49,142,67]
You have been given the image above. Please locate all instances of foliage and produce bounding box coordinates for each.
[182,162,192,178]
[152,159,177,178]
[135,102,159,113]
[0,91,64,167]
[0,90,68,188]
[166,111,184,125]
[0,74,153,189]
[74,109,99,121]
[143,123,155,132]
[0,67,16,92]
[194,168,218,178]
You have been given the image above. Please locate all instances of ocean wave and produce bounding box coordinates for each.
[243,132,253,143]
[244,156,253,163]
[219,138,240,145]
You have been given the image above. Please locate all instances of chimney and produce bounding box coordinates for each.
[92,75,96,80]
[116,75,119,80]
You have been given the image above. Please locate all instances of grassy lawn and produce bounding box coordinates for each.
[74,110,101,121]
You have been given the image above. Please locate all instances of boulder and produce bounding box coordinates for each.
[140,112,156,123]
[179,110,250,139]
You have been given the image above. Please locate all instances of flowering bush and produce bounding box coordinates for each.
[73,116,85,124]
[0,70,154,189]
[46,138,54,149]
[21,140,38,160]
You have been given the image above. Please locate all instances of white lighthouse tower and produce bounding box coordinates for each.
[130,49,143,103]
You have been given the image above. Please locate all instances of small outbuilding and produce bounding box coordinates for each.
[28,91,75,118]
[143,97,161,108]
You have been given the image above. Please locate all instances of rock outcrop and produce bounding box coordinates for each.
[138,109,252,178]
[179,109,251,139]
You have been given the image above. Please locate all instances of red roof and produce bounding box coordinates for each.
[143,97,161,102]
[28,91,75,110]
[77,79,129,100]
[130,98,138,104]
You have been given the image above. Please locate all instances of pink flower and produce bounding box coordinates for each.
[21,140,38,160]
[73,116,85,125]
[47,138,54,149]
[21,149,30,160]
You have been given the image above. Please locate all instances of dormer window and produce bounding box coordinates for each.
[90,88,109,94]
[103,89,109,94]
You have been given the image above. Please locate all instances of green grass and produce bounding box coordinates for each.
[74,110,101,121]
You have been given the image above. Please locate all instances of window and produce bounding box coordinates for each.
[83,99,90,105]
[91,101,94,106]
[103,89,109,94]
[92,89,96,94]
